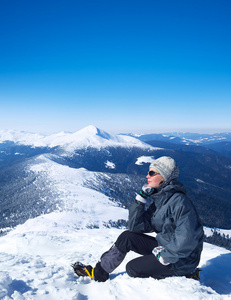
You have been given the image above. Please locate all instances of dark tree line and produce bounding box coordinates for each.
[204,230,231,251]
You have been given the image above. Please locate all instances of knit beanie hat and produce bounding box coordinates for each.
[149,156,179,181]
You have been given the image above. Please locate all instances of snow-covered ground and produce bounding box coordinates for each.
[204,227,231,238]
[0,210,231,300]
[0,148,231,299]
[135,155,155,165]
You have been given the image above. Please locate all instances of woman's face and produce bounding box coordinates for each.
[146,168,165,188]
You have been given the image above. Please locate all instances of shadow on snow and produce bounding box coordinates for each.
[200,252,231,295]
[8,279,37,297]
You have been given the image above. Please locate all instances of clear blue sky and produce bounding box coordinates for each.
[0,0,230,134]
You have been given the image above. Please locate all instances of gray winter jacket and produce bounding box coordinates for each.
[128,180,204,275]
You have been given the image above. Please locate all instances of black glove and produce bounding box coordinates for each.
[139,184,154,199]
[136,184,154,203]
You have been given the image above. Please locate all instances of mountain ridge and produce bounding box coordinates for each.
[2,126,231,148]
[1,125,231,230]
[0,125,153,151]
[1,126,231,298]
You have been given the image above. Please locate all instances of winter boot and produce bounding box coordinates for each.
[72,262,94,280]
[185,268,201,280]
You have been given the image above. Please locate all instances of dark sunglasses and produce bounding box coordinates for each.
[148,170,160,177]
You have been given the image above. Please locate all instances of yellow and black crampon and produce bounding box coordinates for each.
[72,261,95,280]
[185,268,202,280]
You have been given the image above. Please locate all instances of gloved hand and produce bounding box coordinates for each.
[153,246,170,266]
[135,184,154,203]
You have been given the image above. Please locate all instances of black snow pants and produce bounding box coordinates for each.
[94,230,175,282]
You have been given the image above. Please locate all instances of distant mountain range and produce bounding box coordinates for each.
[124,132,231,158]
[1,126,231,230]
[127,131,231,144]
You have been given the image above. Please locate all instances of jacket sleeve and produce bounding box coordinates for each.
[158,196,204,264]
[128,199,154,233]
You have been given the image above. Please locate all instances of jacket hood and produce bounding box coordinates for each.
[152,180,186,207]
[162,180,186,194]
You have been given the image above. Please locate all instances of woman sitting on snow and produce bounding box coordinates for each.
[72,156,204,281]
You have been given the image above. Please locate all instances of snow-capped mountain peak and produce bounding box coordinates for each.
[72,125,122,143]
[77,125,106,137]
[65,125,153,150]
[80,125,122,141]
[0,126,153,151]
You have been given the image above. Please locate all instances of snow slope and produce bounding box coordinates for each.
[0,147,231,299]
[26,154,128,229]
[0,211,231,300]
